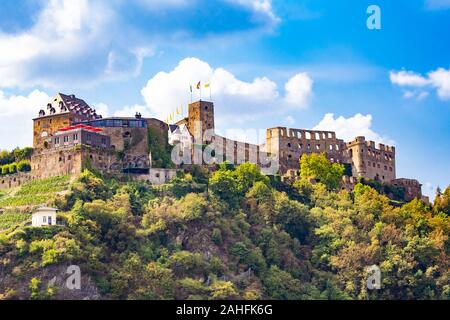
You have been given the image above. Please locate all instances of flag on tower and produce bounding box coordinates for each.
[196,81,201,89]
[204,83,210,88]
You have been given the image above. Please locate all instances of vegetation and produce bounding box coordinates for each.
[0,176,70,207]
[0,158,448,300]
[147,126,174,168]
[0,147,33,166]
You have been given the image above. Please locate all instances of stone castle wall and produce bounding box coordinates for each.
[0,172,33,190]
[31,146,117,179]
[265,127,349,175]
[347,136,396,182]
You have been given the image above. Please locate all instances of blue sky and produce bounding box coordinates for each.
[0,0,449,198]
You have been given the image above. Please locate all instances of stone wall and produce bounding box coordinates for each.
[391,178,422,201]
[135,168,178,185]
[347,136,396,182]
[101,127,150,171]
[265,127,348,175]
[31,145,117,179]
[0,172,33,190]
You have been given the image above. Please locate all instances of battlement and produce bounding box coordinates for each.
[266,127,337,140]
[347,136,395,153]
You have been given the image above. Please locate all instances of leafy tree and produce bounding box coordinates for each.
[233,162,269,194]
[299,153,345,190]
[209,168,239,207]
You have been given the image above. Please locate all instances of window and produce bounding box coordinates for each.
[73,134,78,141]
[43,216,47,223]
[287,143,291,148]
[316,144,320,150]
[64,135,69,143]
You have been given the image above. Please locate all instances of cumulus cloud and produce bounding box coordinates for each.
[390,71,430,87]
[284,73,313,108]
[132,57,312,126]
[0,0,278,89]
[390,68,450,101]
[313,113,395,146]
[0,90,51,149]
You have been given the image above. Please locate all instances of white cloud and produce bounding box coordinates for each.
[284,72,313,108]
[0,0,280,89]
[0,0,126,88]
[389,71,430,87]
[0,90,51,149]
[113,104,150,118]
[92,103,110,118]
[227,0,280,23]
[428,68,450,100]
[313,113,395,146]
[133,57,312,126]
[390,68,450,101]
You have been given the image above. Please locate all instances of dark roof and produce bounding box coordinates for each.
[36,93,102,120]
[169,124,179,133]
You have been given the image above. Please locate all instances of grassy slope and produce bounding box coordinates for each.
[0,176,70,230]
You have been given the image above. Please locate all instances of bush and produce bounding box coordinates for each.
[17,160,31,172]
[1,165,9,175]
[8,162,17,174]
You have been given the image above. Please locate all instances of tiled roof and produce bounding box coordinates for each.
[37,93,102,120]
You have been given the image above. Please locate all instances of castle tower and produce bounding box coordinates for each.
[346,136,396,182]
[187,100,215,144]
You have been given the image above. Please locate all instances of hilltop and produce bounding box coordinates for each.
[0,157,449,300]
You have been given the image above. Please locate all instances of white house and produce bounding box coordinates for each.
[32,207,58,227]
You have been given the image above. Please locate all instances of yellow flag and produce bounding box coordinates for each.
[205,83,210,88]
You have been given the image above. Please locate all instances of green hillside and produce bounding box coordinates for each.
[0,160,449,300]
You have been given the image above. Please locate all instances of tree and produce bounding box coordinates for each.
[299,153,345,190]
[209,168,239,207]
[233,162,269,194]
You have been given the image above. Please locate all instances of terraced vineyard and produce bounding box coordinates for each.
[0,210,29,230]
[0,175,70,208]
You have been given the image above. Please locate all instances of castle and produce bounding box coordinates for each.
[0,93,425,202]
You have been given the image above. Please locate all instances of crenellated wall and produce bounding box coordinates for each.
[264,127,349,175]
[346,136,396,182]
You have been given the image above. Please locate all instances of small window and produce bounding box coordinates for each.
[43,216,47,223]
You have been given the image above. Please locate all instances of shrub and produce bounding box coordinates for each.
[17,160,31,172]
[1,165,9,175]
[8,162,17,174]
